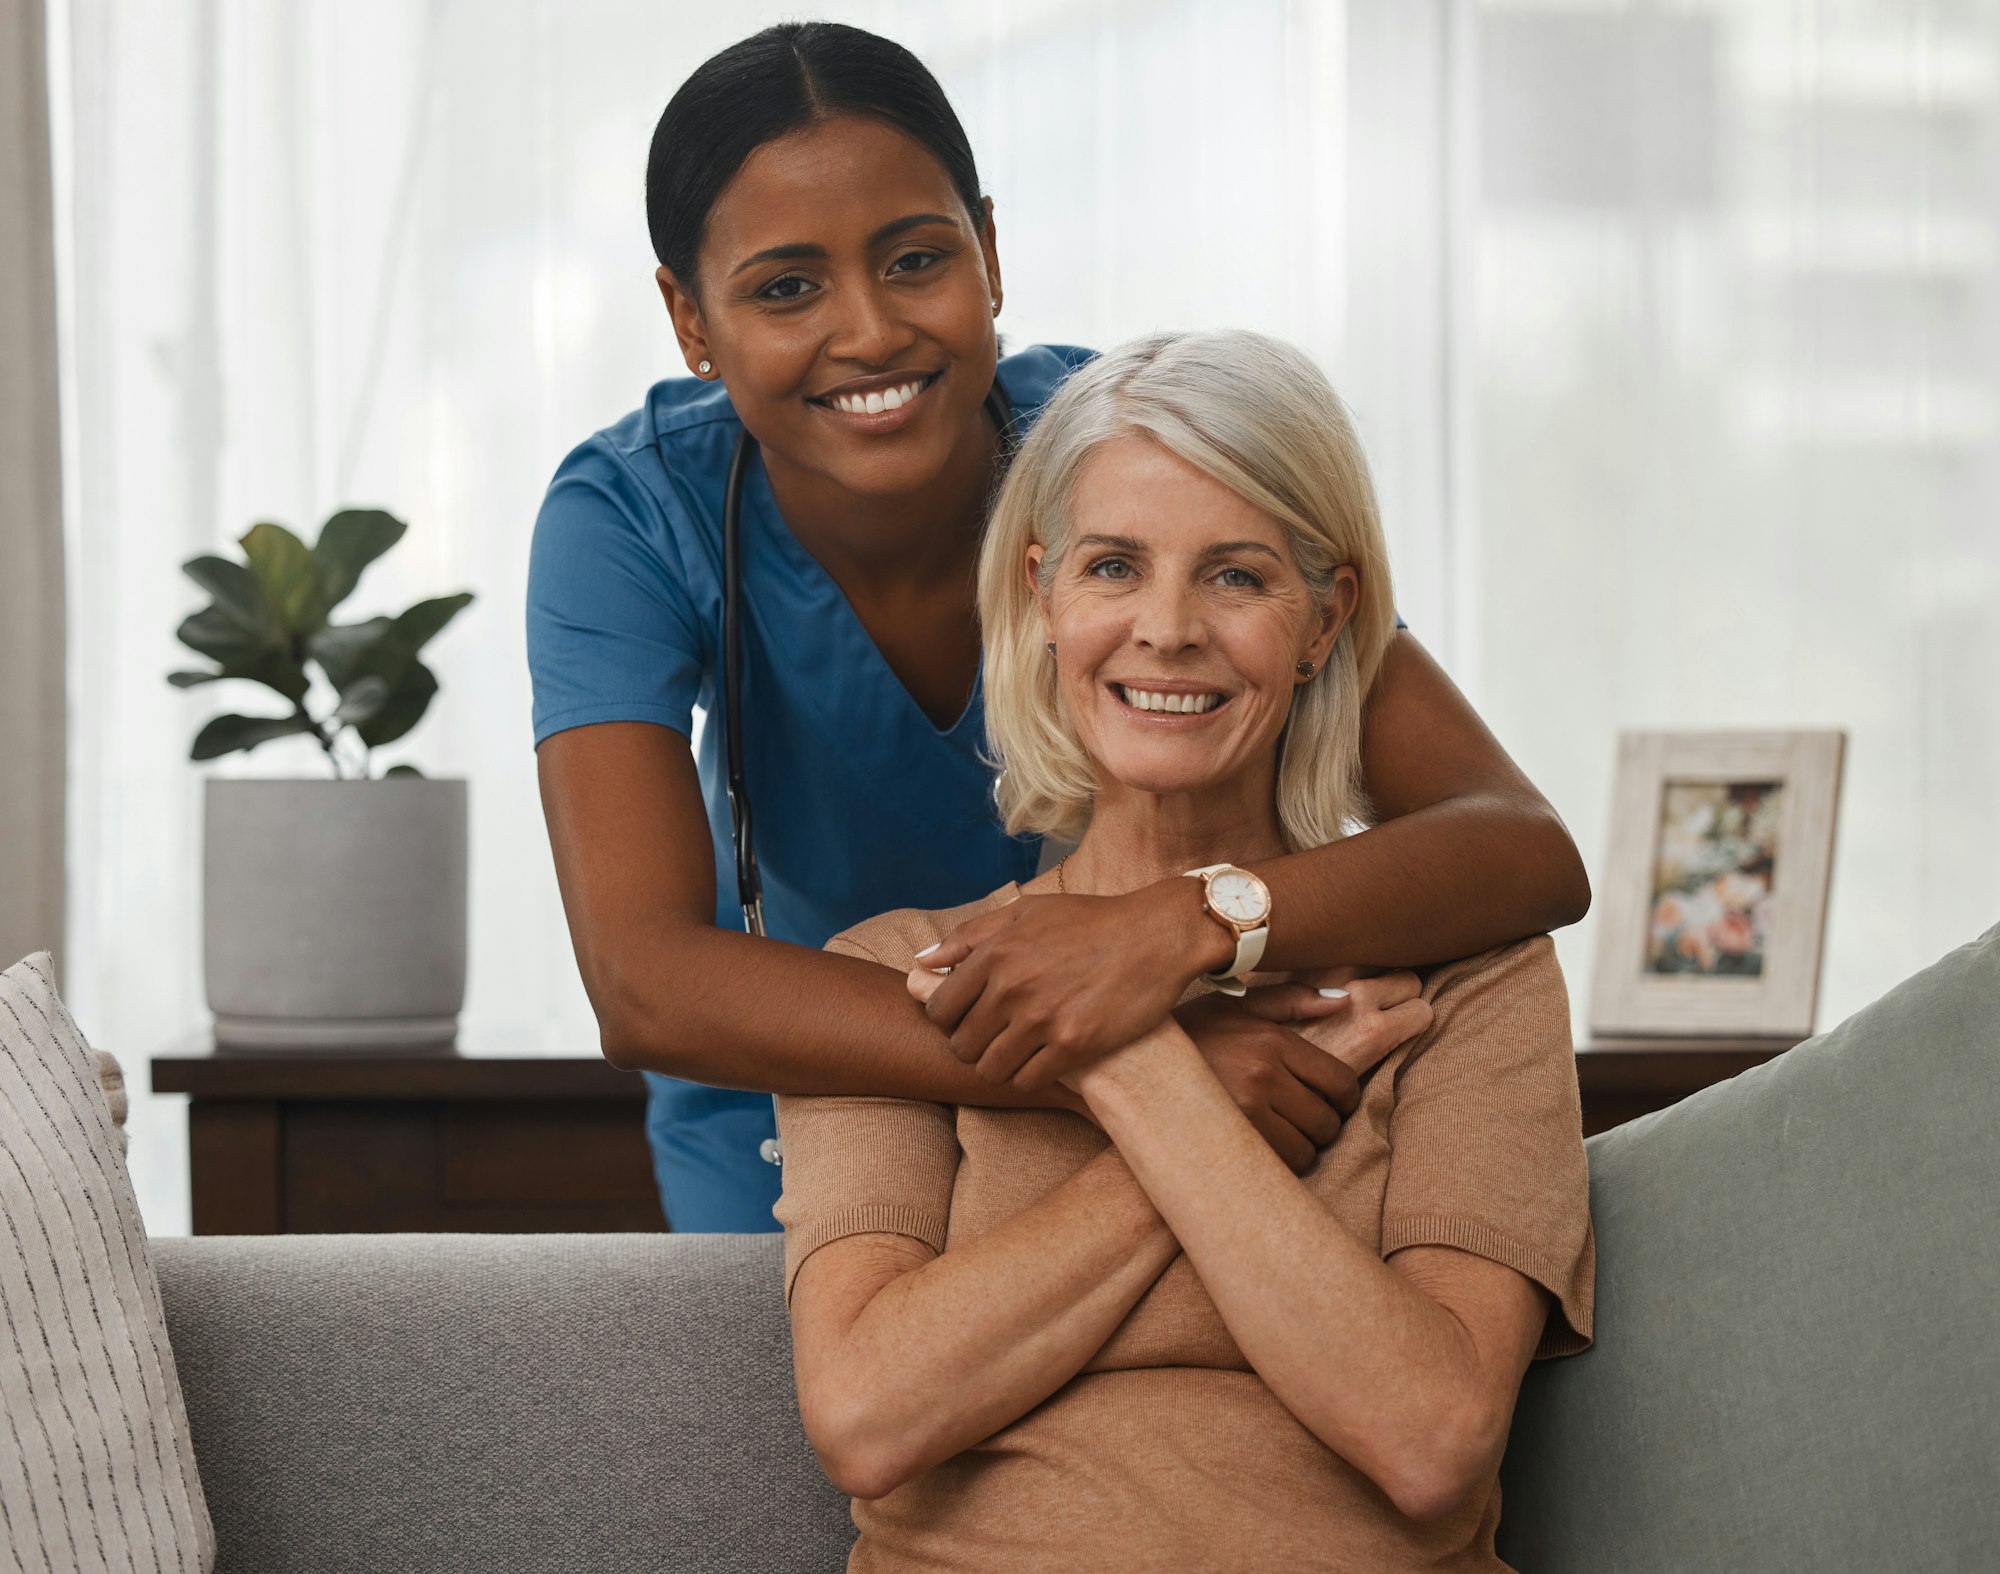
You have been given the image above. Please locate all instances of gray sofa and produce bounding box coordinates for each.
[151,924,2000,1573]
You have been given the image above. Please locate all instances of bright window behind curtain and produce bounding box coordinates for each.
[51,0,1447,1234]
[52,0,1998,1237]
[1466,0,2000,1040]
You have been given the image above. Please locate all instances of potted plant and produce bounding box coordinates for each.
[170,508,474,1049]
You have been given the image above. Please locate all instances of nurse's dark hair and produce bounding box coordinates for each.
[645,21,984,295]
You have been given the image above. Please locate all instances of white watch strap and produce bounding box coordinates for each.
[1204,924,1269,996]
[1229,923,1269,978]
[1185,865,1270,995]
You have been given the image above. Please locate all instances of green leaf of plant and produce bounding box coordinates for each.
[180,555,276,639]
[190,712,313,761]
[172,610,310,704]
[331,675,392,726]
[354,659,438,748]
[314,592,471,707]
[383,763,425,778]
[232,647,312,705]
[383,592,475,667]
[176,605,267,668]
[299,568,470,751]
[240,521,326,639]
[307,617,394,690]
[314,509,406,612]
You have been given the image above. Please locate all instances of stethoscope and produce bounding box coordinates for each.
[724,381,1018,1170]
[720,379,1019,939]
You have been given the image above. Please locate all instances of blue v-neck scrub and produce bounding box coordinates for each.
[526,344,1097,1232]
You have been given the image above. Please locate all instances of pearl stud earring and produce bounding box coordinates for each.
[697,359,712,375]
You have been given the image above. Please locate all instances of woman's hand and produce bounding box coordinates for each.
[911,878,1233,1089]
[1268,966,1436,1079]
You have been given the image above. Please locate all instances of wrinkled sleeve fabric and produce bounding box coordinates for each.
[526,435,708,747]
[772,928,962,1309]
[1379,936,1596,1358]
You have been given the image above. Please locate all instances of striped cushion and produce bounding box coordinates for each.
[0,951,215,1573]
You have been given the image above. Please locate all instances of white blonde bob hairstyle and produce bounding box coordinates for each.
[978,328,1398,851]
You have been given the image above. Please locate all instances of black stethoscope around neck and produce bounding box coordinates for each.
[720,380,1019,938]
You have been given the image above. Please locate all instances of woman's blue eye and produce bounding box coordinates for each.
[1216,566,1263,589]
[1088,558,1133,580]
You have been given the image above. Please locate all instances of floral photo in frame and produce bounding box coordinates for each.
[1588,730,1845,1039]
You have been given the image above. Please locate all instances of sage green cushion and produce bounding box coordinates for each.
[1498,922,2000,1571]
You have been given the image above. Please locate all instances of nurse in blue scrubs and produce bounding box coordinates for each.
[527,22,1591,1231]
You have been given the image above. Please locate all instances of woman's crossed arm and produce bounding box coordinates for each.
[799,940,1583,1524]
[1060,936,1586,1522]
[1069,1020,1551,1523]
[784,970,1423,1500]
[787,1143,1176,1500]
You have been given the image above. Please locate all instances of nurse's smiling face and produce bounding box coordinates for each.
[656,114,1004,502]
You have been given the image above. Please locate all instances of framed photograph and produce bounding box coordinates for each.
[1588,730,1845,1039]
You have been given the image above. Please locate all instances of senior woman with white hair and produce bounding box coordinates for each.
[773,329,1594,1571]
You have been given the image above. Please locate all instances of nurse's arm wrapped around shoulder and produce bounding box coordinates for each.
[916,630,1592,1090]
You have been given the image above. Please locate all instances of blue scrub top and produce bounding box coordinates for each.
[526,343,1097,1231]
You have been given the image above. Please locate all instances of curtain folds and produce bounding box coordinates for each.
[0,0,66,986]
[51,0,1995,1238]
[52,0,1447,1235]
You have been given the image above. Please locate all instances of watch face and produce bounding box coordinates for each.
[1208,869,1270,926]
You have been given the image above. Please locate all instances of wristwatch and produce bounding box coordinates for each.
[1183,863,1272,996]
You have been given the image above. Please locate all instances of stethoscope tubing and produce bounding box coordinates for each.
[721,427,765,936]
[719,381,1018,939]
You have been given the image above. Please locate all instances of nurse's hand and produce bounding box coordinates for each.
[911,880,1238,1087]
[907,960,1423,1173]
[1163,986,1361,1173]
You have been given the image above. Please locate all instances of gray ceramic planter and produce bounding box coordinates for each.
[203,778,468,1049]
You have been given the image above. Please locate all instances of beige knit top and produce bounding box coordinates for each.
[774,881,1595,1572]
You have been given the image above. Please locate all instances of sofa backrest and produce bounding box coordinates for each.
[153,927,2000,1572]
[1500,921,2000,1571]
[152,1231,853,1574]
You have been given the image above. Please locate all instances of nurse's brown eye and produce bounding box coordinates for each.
[758,274,814,303]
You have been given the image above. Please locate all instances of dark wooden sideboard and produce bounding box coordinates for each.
[150,1032,1800,1235]
[150,1031,662,1235]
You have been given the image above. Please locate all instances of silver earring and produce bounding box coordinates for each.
[991,299,1001,315]
[697,359,712,375]
[1045,642,1056,654]
[1296,659,1315,678]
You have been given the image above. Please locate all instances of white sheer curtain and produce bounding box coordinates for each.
[1464,0,2000,1036]
[52,0,1999,1236]
[50,0,1446,1234]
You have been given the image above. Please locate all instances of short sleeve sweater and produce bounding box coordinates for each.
[773,882,1596,1572]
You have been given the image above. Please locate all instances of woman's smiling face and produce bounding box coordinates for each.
[660,113,1002,500]
[1030,434,1358,811]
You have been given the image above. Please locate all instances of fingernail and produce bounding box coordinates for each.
[915,943,940,957]
[1317,987,1348,999]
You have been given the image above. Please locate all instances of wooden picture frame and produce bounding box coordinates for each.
[1588,730,1845,1039]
